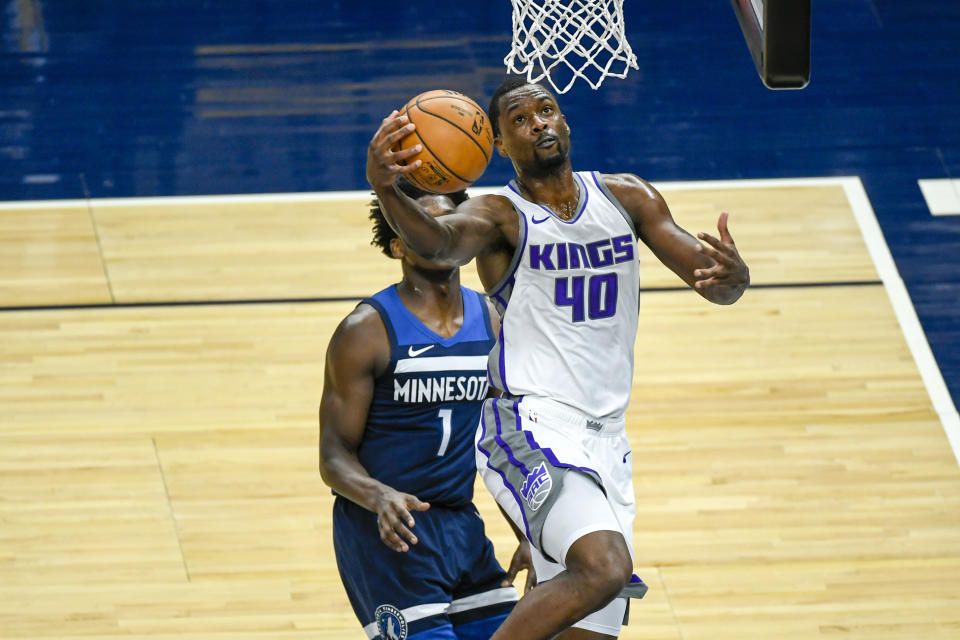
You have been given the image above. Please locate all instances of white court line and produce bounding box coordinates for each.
[918,178,960,216]
[653,175,960,465]
[2,177,957,464]
[0,190,376,210]
[0,176,859,209]
[0,176,857,209]
[840,177,960,465]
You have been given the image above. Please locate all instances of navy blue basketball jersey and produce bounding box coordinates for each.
[359,284,495,508]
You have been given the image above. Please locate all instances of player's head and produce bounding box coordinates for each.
[488,76,559,137]
[488,76,570,174]
[369,177,468,259]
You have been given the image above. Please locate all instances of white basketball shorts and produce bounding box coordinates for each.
[476,395,637,635]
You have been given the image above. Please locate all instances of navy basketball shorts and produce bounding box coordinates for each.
[332,497,518,639]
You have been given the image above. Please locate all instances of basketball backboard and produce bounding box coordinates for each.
[731,0,811,88]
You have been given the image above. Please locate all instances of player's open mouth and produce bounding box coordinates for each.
[536,135,558,148]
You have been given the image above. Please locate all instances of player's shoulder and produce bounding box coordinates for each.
[329,302,388,354]
[467,285,498,314]
[459,192,515,217]
[597,172,658,197]
[597,172,667,215]
[325,301,392,376]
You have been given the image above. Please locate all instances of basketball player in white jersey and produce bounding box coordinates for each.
[366,76,750,640]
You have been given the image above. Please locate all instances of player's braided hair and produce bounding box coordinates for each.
[369,178,468,257]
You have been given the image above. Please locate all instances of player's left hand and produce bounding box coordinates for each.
[502,539,537,594]
[693,212,750,293]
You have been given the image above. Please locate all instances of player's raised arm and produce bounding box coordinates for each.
[366,112,513,266]
[319,305,430,552]
[605,173,750,305]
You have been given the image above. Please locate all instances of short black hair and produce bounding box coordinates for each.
[488,76,556,138]
[369,178,469,257]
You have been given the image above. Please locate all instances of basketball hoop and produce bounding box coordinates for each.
[504,0,639,93]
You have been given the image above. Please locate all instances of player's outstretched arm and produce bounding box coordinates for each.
[366,111,512,266]
[319,305,430,552]
[606,174,750,305]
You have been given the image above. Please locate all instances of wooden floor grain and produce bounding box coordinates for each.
[1,183,957,639]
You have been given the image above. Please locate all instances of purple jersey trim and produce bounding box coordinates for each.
[506,174,590,224]
[487,213,527,303]
[478,399,533,541]
[495,400,531,476]
[590,171,638,238]
[497,323,510,395]
[512,402,603,481]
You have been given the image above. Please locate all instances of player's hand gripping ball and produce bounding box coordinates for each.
[397,90,494,194]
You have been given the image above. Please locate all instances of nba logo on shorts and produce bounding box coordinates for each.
[375,604,407,640]
[520,462,552,511]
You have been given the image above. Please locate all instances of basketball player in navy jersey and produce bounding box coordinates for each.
[320,179,534,640]
[365,77,750,640]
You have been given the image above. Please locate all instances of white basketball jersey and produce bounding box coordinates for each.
[486,171,640,420]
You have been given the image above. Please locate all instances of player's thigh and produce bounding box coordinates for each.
[541,470,625,566]
[451,609,511,640]
[403,614,512,640]
[406,622,458,639]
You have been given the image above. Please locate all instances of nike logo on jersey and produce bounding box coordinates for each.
[531,215,551,224]
[407,345,436,357]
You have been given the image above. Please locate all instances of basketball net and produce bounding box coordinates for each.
[504,0,639,93]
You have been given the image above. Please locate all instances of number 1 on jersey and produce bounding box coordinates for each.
[436,409,452,456]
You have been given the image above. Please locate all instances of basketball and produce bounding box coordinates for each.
[397,89,494,194]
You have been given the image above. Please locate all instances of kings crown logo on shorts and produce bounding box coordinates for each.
[520,462,552,511]
[375,604,407,640]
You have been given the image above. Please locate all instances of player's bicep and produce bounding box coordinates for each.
[319,313,382,456]
[634,192,713,289]
[319,361,370,453]
[436,196,515,266]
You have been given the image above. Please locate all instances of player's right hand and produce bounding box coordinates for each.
[366,111,423,191]
[374,487,430,552]
[503,539,537,594]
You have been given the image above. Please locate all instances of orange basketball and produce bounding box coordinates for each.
[398,90,494,194]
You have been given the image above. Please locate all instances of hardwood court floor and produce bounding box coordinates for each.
[1,181,958,639]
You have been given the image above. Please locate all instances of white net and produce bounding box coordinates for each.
[504,0,639,93]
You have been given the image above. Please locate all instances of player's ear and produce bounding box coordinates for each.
[389,238,405,259]
[494,135,508,158]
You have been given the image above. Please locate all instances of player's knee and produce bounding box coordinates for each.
[566,531,632,601]
[588,546,632,600]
